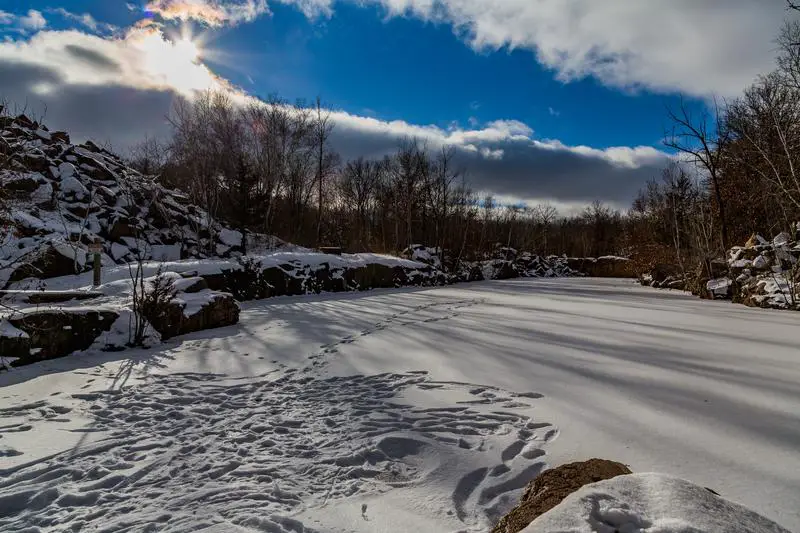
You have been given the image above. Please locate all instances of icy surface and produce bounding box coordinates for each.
[0,279,798,532]
[525,473,790,533]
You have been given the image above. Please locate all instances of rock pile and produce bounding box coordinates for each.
[0,112,253,288]
[402,244,582,282]
[727,231,800,309]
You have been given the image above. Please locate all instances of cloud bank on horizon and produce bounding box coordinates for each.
[0,0,790,208]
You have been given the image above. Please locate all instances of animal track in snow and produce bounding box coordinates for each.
[0,369,549,532]
[309,298,485,367]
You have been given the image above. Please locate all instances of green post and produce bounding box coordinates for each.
[91,239,102,287]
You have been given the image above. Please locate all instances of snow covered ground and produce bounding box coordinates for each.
[1,278,799,532]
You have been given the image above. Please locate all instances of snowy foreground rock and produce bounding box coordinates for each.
[523,473,791,533]
[493,459,632,533]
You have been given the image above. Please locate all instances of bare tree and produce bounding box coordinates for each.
[726,72,800,213]
[665,96,731,252]
[312,98,338,245]
[339,157,384,250]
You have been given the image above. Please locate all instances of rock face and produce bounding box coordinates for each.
[491,459,632,533]
[8,310,118,364]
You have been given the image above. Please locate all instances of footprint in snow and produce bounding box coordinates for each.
[0,370,550,533]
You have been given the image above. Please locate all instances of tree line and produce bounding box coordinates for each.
[129,91,631,266]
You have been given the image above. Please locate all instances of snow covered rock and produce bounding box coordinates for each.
[4,240,86,285]
[492,459,632,533]
[8,309,118,364]
[153,290,240,340]
[522,473,790,533]
[402,244,443,269]
[729,232,800,310]
[706,277,733,299]
[0,319,30,361]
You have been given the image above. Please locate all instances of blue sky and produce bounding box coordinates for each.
[0,1,791,208]
[206,2,691,150]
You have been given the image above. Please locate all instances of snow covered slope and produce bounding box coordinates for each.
[1,279,798,532]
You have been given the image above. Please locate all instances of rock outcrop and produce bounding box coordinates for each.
[637,231,800,311]
[152,289,240,340]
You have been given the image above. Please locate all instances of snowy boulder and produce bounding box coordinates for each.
[402,244,443,268]
[706,278,733,300]
[0,320,30,361]
[752,254,770,271]
[218,228,243,248]
[492,459,632,533]
[57,161,76,179]
[3,241,86,288]
[150,290,240,340]
[59,176,90,201]
[8,310,119,364]
[522,473,790,533]
[773,232,792,247]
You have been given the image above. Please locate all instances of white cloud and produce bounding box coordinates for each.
[144,0,270,26]
[19,10,47,31]
[275,0,789,97]
[0,27,224,94]
[0,11,13,25]
[50,8,118,34]
[70,1,790,97]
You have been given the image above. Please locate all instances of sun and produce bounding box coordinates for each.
[174,37,201,63]
[132,28,216,93]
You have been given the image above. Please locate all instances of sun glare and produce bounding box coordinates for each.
[174,37,201,63]
[133,28,216,93]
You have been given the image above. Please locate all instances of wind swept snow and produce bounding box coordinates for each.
[1,278,799,532]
